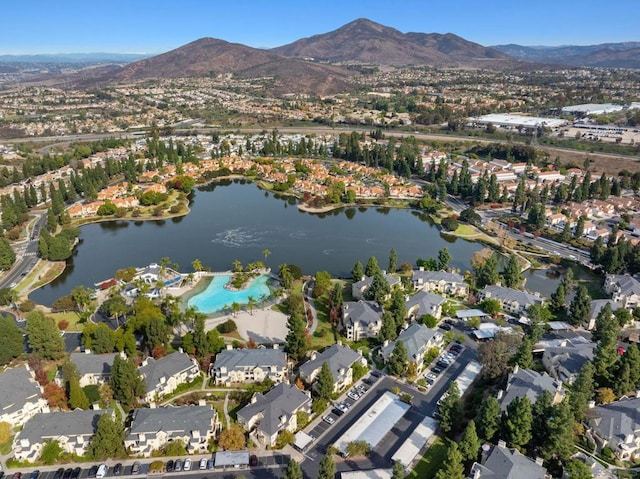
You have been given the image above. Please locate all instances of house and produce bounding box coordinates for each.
[70,352,120,387]
[477,285,543,316]
[342,301,383,341]
[125,405,218,457]
[587,397,640,460]
[604,274,640,309]
[211,346,287,386]
[498,365,565,412]
[13,409,113,461]
[380,323,443,372]
[405,290,446,320]
[0,365,48,428]
[135,263,162,284]
[412,268,468,297]
[352,272,400,301]
[541,340,596,384]
[299,343,364,393]
[588,299,623,330]
[138,351,200,402]
[469,441,549,478]
[236,383,312,447]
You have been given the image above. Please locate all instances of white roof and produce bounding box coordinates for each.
[547,321,574,331]
[340,470,393,479]
[391,416,438,467]
[468,113,566,128]
[335,391,410,456]
[561,103,624,115]
[456,309,487,319]
[293,431,314,451]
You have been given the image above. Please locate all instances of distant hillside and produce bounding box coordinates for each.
[272,18,509,67]
[493,42,640,68]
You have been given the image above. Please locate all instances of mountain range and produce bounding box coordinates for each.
[16,18,639,95]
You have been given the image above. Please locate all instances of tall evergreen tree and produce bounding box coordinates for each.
[351,261,364,281]
[569,362,595,421]
[503,396,533,450]
[318,454,337,479]
[110,355,145,408]
[69,377,90,410]
[25,310,65,359]
[316,362,334,401]
[284,459,303,479]
[285,313,307,362]
[458,420,480,462]
[437,382,462,434]
[365,256,380,277]
[549,283,567,314]
[502,254,523,288]
[437,247,451,271]
[569,285,591,327]
[477,396,501,442]
[542,400,575,462]
[89,414,126,460]
[387,340,408,377]
[434,443,465,479]
[388,249,398,273]
[0,314,23,365]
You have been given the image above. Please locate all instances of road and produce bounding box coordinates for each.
[300,339,478,478]
[0,212,47,290]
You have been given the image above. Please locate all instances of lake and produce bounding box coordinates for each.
[30,180,483,306]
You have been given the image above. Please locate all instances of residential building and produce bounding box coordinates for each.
[125,405,218,457]
[236,383,312,447]
[352,272,400,301]
[211,346,287,386]
[477,285,543,315]
[469,441,549,478]
[405,290,446,320]
[139,351,200,402]
[604,274,640,309]
[588,299,623,330]
[587,397,640,460]
[342,301,383,341]
[0,365,48,428]
[70,352,120,387]
[299,343,364,393]
[380,323,443,372]
[541,340,596,384]
[412,269,468,297]
[498,365,565,412]
[13,409,112,461]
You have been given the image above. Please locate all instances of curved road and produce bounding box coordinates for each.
[0,212,47,290]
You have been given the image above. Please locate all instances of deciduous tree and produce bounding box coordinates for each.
[218,427,246,451]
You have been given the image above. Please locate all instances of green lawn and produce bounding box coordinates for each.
[453,224,477,236]
[48,311,83,331]
[0,435,14,455]
[409,436,448,479]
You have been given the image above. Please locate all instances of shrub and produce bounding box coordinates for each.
[57,320,69,330]
[217,319,237,334]
[441,217,459,232]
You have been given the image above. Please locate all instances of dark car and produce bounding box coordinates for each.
[363,378,374,385]
[207,458,215,470]
[88,466,98,478]
[11,473,21,479]
[113,464,122,476]
[436,360,449,368]
[332,407,345,416]
[249,455,258,467]
[29,471,40,479]
[450,344,463,352]
[0,471,4,479]
[439,323,452,331]
[165,460,174,473]
[131,462,141,475]
[432,366,443,374]
[71,468,81,479]
[62,469,73,479]
[54,469,65,479]
[370,371,381,378]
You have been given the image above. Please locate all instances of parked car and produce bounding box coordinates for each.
[29,471,39,479]
[96,465,107,479]
[207,458,214,470]
[249,455,258,467]
[131,463,141,475]
[11,473,21,479]
[165,460,174,473]
[432,366,443,374]
[183,459,191,471]
[347,392,359,401]
[439,323,452,331]
[71,468,81,479]
[363,378,374,385]
[450,344,463,352]
[174,459,183,472]
[87,467,98,479]
[0,472,5,479]
[370,371,381,378]
[54,468,64,479]
[332,407,344,416]
[63,469,73,479]
[199,458,208,470]
[113,464,122,476]
[436,360,449,368]
[323,415,335,425]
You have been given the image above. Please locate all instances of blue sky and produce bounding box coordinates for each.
[2,0,637,54]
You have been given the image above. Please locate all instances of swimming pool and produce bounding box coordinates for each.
[187,274,271,314]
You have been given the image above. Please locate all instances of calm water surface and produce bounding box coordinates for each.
[30,180,483,306]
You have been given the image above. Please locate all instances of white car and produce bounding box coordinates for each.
[199,458,208,470]
[323,415,335,425]
[347,392,359,401]
[183,459,191,471]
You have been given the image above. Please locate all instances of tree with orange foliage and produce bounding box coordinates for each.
[43,383,67,409]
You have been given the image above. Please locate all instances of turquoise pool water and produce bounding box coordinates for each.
[187,275,271,314]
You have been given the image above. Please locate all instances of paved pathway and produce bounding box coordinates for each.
[223,392,231,429]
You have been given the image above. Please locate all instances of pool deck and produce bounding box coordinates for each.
[204,306,289,344]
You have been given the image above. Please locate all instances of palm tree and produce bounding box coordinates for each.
[232,260,243,273]
[248,296,256,316]
[191,259,204,272]
[231,302,241,317]
[187,272,194,284]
